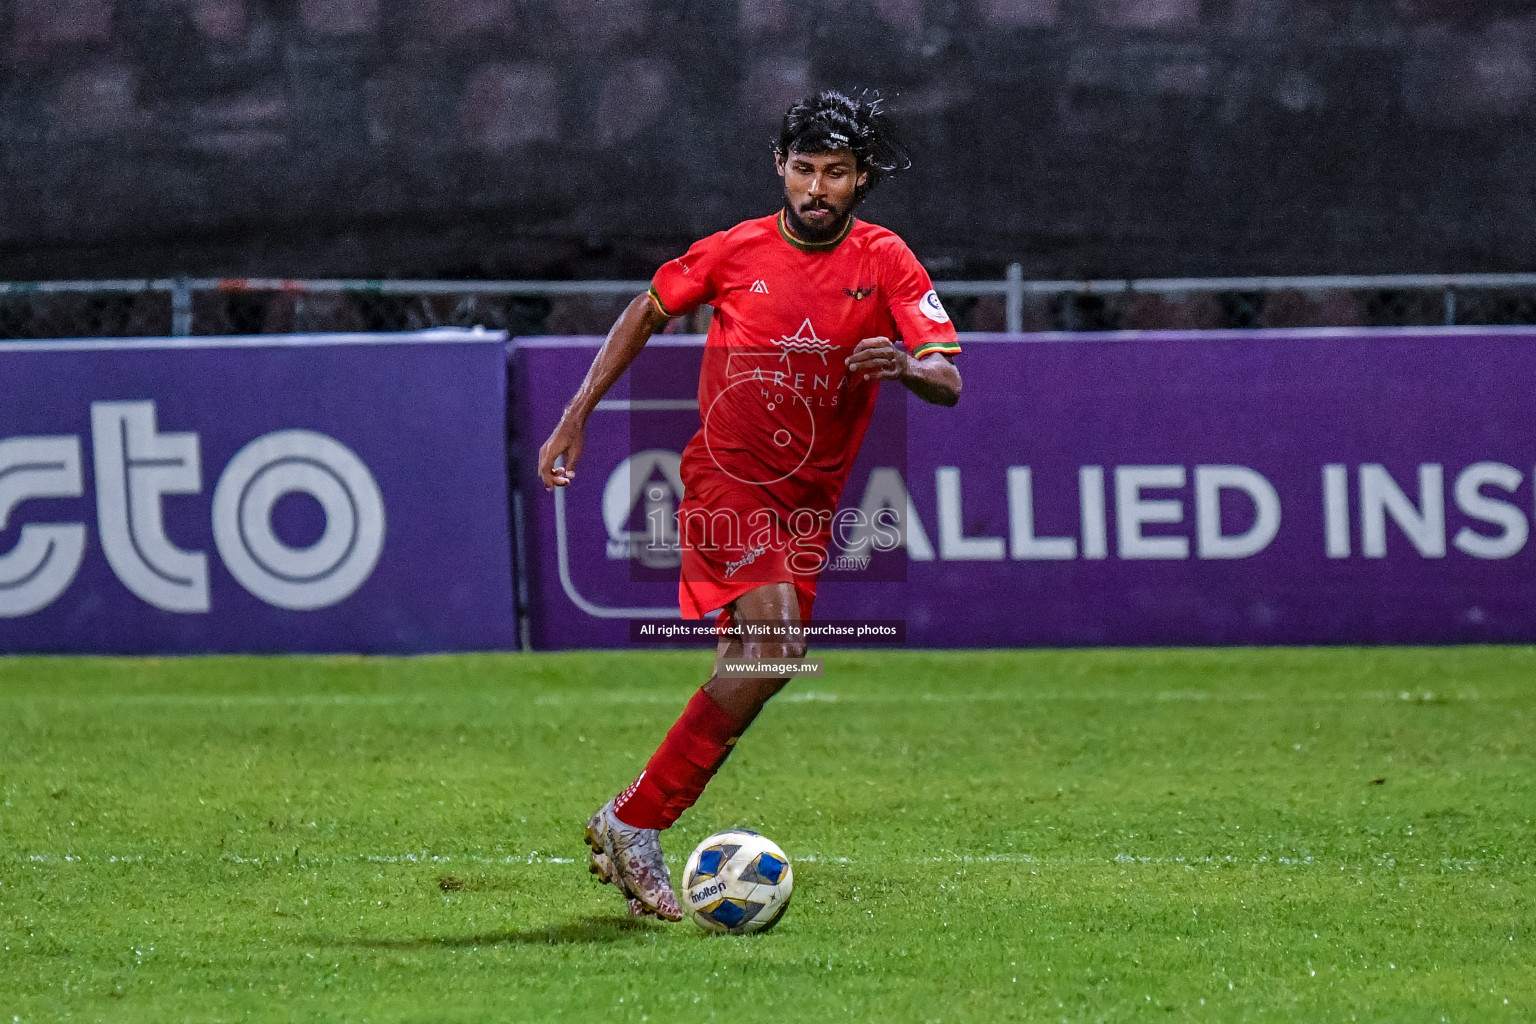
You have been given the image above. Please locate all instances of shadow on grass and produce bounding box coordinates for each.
[329,915,661,950]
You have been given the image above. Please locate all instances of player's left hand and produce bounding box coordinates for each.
[845,336,908,382]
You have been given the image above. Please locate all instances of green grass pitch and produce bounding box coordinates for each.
[2,648,1533,1022]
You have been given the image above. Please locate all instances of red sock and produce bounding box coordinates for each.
[612,688,740,830]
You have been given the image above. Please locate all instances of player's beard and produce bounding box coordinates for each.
[783,198,851,244]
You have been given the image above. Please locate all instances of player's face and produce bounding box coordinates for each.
[776,148,867,242]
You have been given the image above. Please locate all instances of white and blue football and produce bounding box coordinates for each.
[682,829,794,935]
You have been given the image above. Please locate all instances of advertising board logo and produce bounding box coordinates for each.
[603,449,684,568]
[212,429,385,610]
[0,400,385,617]
[0,435,88,617]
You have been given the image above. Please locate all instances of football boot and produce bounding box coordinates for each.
[584,800,684,921]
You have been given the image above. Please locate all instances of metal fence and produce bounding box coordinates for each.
[5,269,1536,339]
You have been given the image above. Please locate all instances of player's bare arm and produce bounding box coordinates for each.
[845,336,962,406]
[536,292,671,489]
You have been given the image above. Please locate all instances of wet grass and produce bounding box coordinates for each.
[1,648,1533,1022]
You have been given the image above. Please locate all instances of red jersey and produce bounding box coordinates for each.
[649,211,961,619]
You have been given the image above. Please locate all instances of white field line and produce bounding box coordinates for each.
[7,851,1496,872]
[788,853,1494,872]
[13,851,578,866]
[0,693,434,707]
[0,689,1484,707]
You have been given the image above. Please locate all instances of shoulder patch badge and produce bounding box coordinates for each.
[918,289,950,323]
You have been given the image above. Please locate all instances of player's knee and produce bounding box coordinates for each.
[744,635,806,662]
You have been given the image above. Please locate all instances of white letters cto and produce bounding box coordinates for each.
[212,430,386,610]
[91,401,210,613]
[0,436,88,617]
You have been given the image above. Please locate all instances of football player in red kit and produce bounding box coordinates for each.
[537,90,962,920]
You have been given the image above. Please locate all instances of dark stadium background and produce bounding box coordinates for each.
[3,0,1532,283]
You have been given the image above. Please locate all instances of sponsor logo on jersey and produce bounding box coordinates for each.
[844,286,874,300]
[750,279,770,294]
[919,289,950,324]
[771,318,836,363]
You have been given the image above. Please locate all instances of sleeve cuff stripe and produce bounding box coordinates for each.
[913,343,962,356]
[647,287,675,318]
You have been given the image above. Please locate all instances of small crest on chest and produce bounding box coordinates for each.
[844,286,875,300]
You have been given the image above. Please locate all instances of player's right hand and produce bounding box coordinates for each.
[538,421,585,490]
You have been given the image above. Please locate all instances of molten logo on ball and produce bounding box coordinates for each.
[681,829,794,935]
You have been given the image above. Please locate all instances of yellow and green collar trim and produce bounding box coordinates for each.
[647,286,676,318]
[777,209,854,253]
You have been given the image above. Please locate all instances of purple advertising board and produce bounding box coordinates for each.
[513,327,1536,648]
[0,330,515,654]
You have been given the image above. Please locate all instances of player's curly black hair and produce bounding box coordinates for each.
[773,89,911,204]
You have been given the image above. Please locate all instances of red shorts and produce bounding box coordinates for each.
[676,473,831,623]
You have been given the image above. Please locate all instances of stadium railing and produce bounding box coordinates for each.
[4,269,1536,339]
